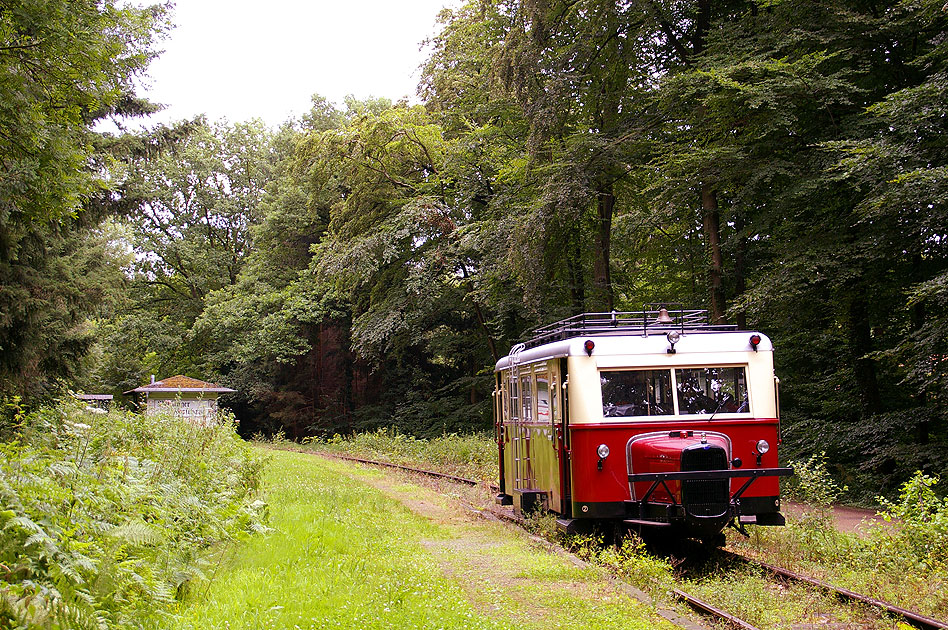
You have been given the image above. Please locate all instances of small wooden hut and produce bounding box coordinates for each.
[124,375,235,423]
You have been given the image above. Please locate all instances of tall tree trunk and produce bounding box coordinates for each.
[734,212,747,329]
[848,290,882,415]
[593,184,615,312]
[694,1,725,324]
[569,234,585,313]
[702,184,726,324]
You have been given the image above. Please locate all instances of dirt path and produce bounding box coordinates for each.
[335,460,704,630]
[782,501,893,535]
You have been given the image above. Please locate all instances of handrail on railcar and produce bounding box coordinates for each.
[516,304,738,351]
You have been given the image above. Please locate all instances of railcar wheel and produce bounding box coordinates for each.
[701,532,726,547]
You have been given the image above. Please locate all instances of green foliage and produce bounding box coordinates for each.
[783,452,848,510]
[0,395,25,439]
[0,0,168,225]
[187,97,508,437]
[875,472,948,571]
[735,470,948,619]
[592,536,674,593]
[0,400,266,629]
[0,0,168,402]
[302,427,496,481]
[83,119,278,398]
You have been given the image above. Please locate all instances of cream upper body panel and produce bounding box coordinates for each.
[495,332,777,425]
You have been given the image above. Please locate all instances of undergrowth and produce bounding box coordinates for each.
[0,400,267,629]
[296,427,496,482]
[737,455,948,619]
[520,508,674,594]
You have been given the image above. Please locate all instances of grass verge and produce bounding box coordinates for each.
[173,449,678,630]
[296,427,496,482]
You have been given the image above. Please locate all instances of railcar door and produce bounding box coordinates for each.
[543,361,565,513]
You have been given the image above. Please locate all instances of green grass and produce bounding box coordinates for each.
[298,428,497,482]
[172,449,676,630]
[170,450,498,630]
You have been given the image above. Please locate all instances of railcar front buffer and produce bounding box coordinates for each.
[625,467,794,532]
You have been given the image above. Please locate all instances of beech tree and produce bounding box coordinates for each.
[0,0,168,399]
[88,120,277,394]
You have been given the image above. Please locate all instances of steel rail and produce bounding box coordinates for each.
[324,453,486,487]
[670,588,762,630]
[722,550,948,630]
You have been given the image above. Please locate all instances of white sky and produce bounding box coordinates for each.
[139,0,457,128]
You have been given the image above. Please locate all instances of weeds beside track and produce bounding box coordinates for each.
[315,449,948,630]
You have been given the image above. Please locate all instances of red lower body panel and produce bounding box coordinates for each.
[568,419,781,513]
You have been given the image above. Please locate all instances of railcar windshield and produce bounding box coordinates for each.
[600,366,750,418]
[675,367,748,414]
[600,370,673,417]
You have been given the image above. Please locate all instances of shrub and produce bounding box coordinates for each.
[0,400,266,629]
[783,452,847,508]
[304,427,496,481]
[874,472,948,571]
[783,452,848,532]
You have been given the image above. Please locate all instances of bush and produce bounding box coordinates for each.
[783,452,847,508]
[874,472,948,571]
[782,452,848,533]
[304,427,496,481]
[0,400,266,629]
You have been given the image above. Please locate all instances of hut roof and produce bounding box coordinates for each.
[124,375,235,395]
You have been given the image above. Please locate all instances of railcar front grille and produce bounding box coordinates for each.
[680,445,729,517]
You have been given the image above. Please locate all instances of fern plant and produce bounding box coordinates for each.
[0,400,266,629]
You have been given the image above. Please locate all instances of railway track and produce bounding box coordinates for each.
[718,550,948,630]
[322,451,948,630]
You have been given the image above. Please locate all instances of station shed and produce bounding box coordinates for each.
[76,394,113,410]
[124,375,235,424]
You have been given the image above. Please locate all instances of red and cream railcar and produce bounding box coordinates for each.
[493,309,792,539]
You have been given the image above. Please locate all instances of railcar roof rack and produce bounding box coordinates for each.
[518,303,737,350]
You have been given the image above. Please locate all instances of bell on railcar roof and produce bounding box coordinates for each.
[656,307,674,324]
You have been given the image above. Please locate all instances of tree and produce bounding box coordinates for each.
[647,0,948,491]
[0,0,168,399]
[88,120,277,393]
[494,0,656,313]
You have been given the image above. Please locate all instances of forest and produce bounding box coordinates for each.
[1,0,946,499]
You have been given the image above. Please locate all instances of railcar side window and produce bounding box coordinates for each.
[521,375,533,422]
[675,367,749,415]
[600,370,673,417]
[536,376,551,422]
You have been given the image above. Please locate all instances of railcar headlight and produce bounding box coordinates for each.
[666,331,680,355]
[755,439,770,454]
[597,444,610,459]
